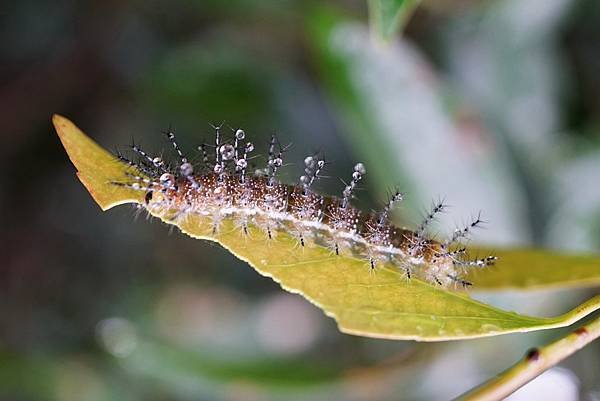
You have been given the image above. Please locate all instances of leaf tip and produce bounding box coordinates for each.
[52,114,143,211]
[52,113,71,136]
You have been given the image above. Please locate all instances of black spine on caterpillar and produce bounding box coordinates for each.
[113,125,497,288]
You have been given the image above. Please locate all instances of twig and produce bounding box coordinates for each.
[454,313,600,401]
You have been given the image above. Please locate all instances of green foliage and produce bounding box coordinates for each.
[367,0,421,41]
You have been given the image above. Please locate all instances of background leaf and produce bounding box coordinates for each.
[53,115,600,341]
[367,0,421,41]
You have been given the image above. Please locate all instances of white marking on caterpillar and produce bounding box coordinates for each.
[113,128,497,289]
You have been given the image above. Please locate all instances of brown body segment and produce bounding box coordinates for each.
[156,172,448,264]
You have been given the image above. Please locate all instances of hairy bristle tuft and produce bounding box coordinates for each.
[113,127,497,289]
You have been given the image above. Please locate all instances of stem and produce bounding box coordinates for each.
[454,313,600,401]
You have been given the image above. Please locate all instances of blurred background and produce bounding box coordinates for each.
[1,0,599,400]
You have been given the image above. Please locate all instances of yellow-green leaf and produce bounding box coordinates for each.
[467,248,600,291]
[53,114,144,210]
[53,114,600,341]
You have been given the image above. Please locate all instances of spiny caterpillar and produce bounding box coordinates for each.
[114,126,497,289]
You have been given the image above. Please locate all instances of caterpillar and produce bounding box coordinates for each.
[113,126,497,288]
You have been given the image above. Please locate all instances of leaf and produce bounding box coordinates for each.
[306,11,600,294]
[367,0,421,41]
[53,115,144,211]
[466,248,600,291]
[307,9,409,202]
[124,341,342,388]
[53,115,600,341]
